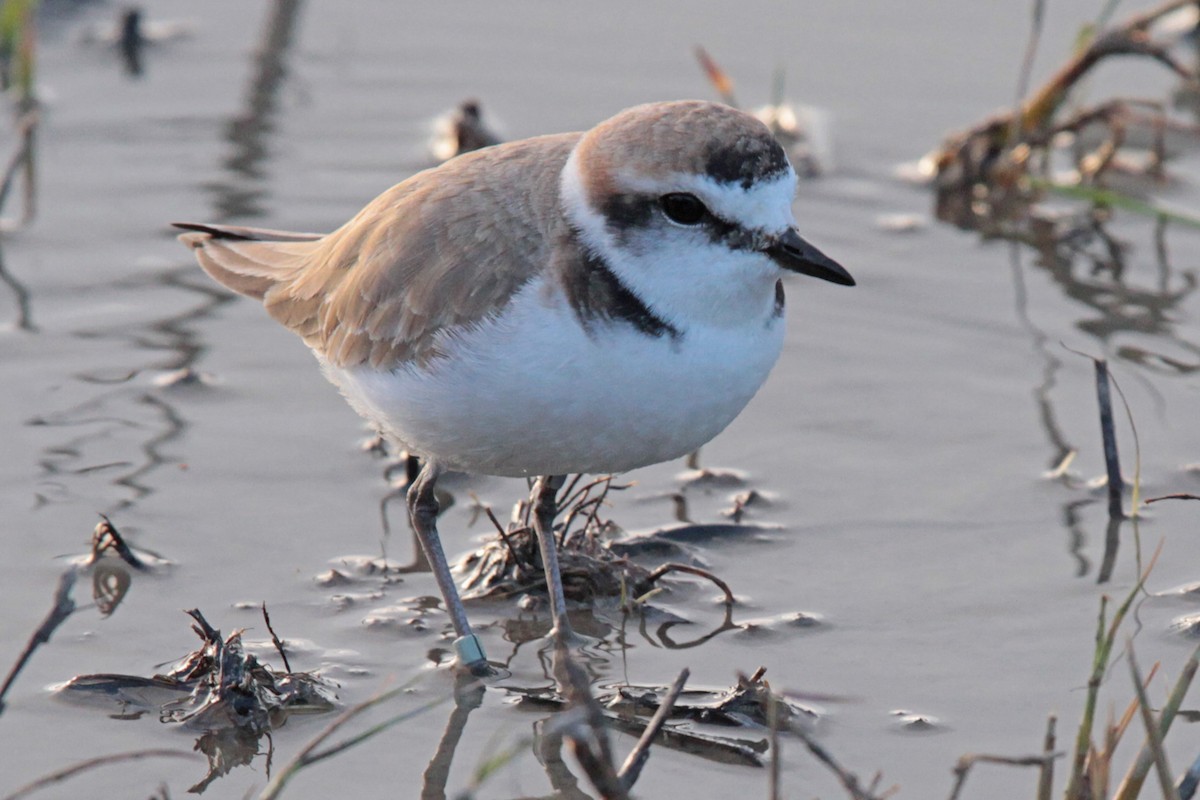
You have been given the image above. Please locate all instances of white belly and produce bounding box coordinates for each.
[322,277,785,477]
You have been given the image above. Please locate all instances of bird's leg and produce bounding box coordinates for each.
[531,474,574,641]
[407,460,488,673]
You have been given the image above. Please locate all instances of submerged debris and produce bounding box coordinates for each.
[58,608,336,731]
[52,614,338,786]
[56,608,336,792]
[660,666,821,732]
[514,665,823,768]
[1158,580,1200,600]
[1169,612,1200,637]
[890,708,945,733]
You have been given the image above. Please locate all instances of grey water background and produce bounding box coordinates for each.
[3,0,1200,797]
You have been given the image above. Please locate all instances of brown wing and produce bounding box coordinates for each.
[177,131,579,369]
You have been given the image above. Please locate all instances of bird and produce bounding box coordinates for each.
[430,99,504,163]
[176,99,854,674]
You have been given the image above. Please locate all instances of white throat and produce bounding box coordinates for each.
[559,145,795,330]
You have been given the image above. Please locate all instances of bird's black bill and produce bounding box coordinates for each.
[768,229,855,286]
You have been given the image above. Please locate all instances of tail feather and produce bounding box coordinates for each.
[172,222,323,243]
[175,222,323,301]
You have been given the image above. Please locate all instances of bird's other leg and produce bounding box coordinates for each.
[408,459,488,673]
[531,474,574,641]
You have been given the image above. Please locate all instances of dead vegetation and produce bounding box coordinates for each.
[15,405,1191,800]
[54,606,338,732]
[456,475,735,611]
[252,645,850,800]
[925,0,1200,245]
[56,607,336,795]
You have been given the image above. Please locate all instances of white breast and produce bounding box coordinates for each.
[322,274,786,477]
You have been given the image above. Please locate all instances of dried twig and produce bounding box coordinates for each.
[0,568,77,715]
[930,0,1200,236]
[1037,714,1057,800]
[481,503,526,571]
[90,515,146,570]
[552,643,629,800]
[617,668,689,791]
[948,752,1062,800]
[1013,0,1047,142]
[1145,493,1200,504]
[1113,641,1200,799]
[638,563,736,606]
[259,674,454,800]
[261,603,292,674]
[1062,346,1144,520]
[1,749,195,800]
[790,723,892,800]
[768,691,782,800]
[1094,357,1126,518]
[0,108,37,230]
[695,46,738,107]
[1125,643,1175,799]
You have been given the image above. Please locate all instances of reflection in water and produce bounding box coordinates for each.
[418,648,710,799]
[189,727,271,795]
[1009,246,1074,472]
[110,393,185,512]
[19,1,308,678]
[205,0,306,220]
[12,262,233,715]
[32,266,233,515]
[0,235,34,330]
[118,8,145,77]
[420,674,485,800]
[1005,221,1192,582]
[496,611,616,684]
[76,6,199,78]
[1020,219,1200,372]
[535,720,596,799]
[642,604,739,651]
[1062,498,1093,578]
[479,600,746,688]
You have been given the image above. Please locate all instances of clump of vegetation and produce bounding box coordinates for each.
[56,607,336,794]
[925,0,1200,243]
[456,474,735,608]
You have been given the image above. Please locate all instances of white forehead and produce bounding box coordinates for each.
[618,166,798,233]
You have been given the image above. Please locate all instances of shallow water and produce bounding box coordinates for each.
[3,1,1200,798]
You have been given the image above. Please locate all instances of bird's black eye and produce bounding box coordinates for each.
[659,193,707,225]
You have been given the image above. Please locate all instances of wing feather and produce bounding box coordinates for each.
[177,132,579,368]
